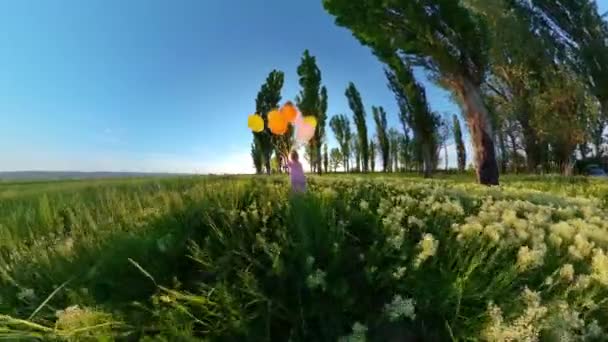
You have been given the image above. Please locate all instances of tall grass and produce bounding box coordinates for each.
[1,174,607,340]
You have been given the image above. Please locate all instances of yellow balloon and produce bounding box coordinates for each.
[303,116,317,128]
[248,114,264,133]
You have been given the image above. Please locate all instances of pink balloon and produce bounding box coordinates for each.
[294,113,304,126]
[296,121,315,144]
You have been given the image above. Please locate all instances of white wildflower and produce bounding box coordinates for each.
[559,264,575,283]
[359,200,369,211]
[574,274,591,291]
[550,221,575,242]
[482,288,547,342]
[56,237,74,255]
[591,248,608,286]
[544,301,584,342]
[408,216,425,229]
[568,234,594,260]
[384,295,416,322]
[392,266,407,280]
[16,288,36,302]
[585,320,604,339]
[377,199,392,216]
[548,233,563,248]
[306,256,315,268]
[338,322,367,342]
[386,231,405,250]
[516,246,545,272]
[306,269,327,291]
[414,234,438,268]
[55,305,112,332]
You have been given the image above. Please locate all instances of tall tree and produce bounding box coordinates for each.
[532,66,596,174]
[438,116,452,171]
[323,144,329,174]
[351,133,361,172]
[526,0,608,159]
[452,114,467,172]
[344,120,352,172]
[251,141,264,174]
[399,133,412,172]
[369,140,376,172]
[317,87,328,174]
[254,70,284,175]
[467,0,557,173]
[297,50,323,173]
[372,106,390,172]
[330,114,351,172]
[324,0,500,184]
[330,148,342,172]
[304,145,315,173]
[389,128,401,172]
[345,83,369,172]
[386,61,440,177]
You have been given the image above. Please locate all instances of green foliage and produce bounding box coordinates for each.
[386,61,440,176]
[388,128,401,172]
[329,148,342,172]
[251,141,264,174]
[531,66,597,171]
[372,106,390,172]
[324,0,500,184]
[255,70,285,174]
[323,0,490,85]
[345,83,369,172]
[323,144,329,174]
[399,133,413,171]
[351,133,361,172]
[297,50,325,174]
[3,175,608,340]
[318,86,329,173]
[330,114,352,172]
[369,140,376,172]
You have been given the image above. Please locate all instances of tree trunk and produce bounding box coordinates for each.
[520,120,541,173]
[579,144,588,159]
[596,101,608,158]
[458,78,499,185]
[264,158,271,175]
[507,132,518,173]
[497,130,507,174]
[444,143,448,171]
[316,145,323,175]
[422,143,432,178]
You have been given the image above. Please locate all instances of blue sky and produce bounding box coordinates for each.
[1,0,606,173]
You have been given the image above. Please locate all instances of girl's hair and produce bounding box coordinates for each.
[290,150,299,161]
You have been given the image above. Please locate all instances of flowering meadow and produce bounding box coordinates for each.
[1,175,608,341]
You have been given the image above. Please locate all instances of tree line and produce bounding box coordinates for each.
[253,0,608,185]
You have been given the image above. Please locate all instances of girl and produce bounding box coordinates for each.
[285,150,306,193]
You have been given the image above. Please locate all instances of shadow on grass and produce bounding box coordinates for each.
[0,199,210,323]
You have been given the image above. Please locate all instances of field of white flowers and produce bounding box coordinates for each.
[0,175,607,340]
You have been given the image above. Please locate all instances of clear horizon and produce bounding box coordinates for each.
[2,0,606,174]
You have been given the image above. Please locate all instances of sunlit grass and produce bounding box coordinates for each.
[1,174,607,340]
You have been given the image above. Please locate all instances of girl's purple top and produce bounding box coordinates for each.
[287,160,305,184]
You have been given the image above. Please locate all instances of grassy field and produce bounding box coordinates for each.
[1,174,608,341]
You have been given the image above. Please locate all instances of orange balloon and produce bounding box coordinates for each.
[268,109,288,135]
[280,102,298,123]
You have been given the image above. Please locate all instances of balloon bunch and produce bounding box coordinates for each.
[248,101,317,154]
